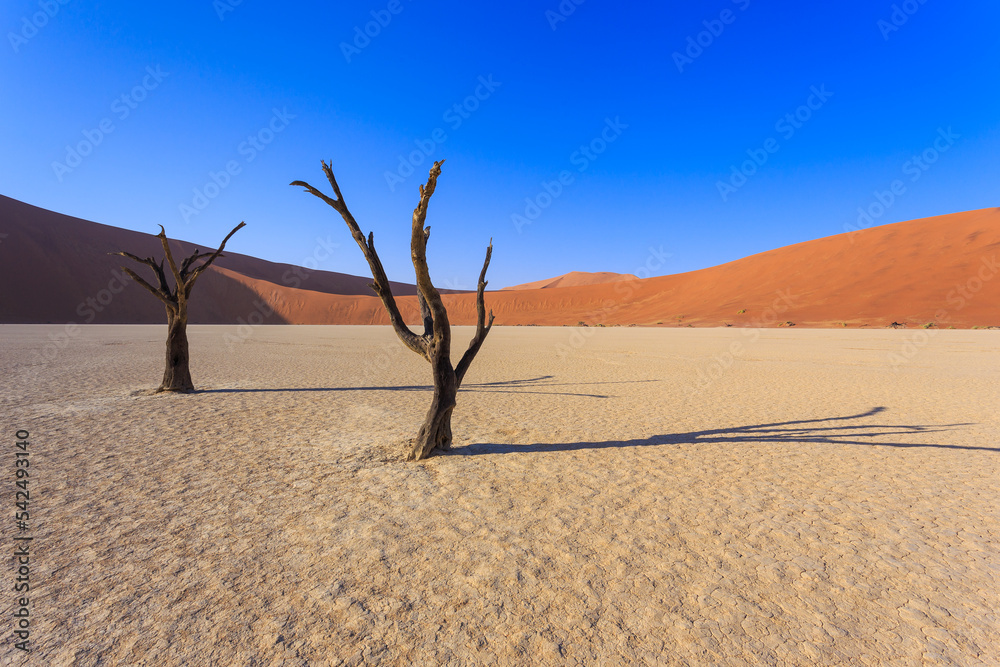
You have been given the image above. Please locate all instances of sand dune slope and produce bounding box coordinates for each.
[246,208,1000,329]
[0,195,423,324]
[2,195,998,327]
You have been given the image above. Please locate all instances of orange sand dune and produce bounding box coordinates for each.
[230,207,1000,329]
[501,271,638,291]
[1,194,998,327]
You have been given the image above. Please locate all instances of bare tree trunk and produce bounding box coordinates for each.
[160,309,194,393]
[409,350,458,460]
[113,222,245,394]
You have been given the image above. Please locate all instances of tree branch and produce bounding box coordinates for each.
[410,161,448,343]
[456,240,495,385]
[289,178,342,212]
[180,251,214,281]
[111,252,174,304]
[291,162,426,357]
[183,221,246,295]
[321,159,346,205]
[417,292,434,337]
[117,266,174,309]
[157,226,185,305]
[153,259,170,294]
[113,250,158,271]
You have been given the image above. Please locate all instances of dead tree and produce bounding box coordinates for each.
[112,222,246,393]
[292,160,494,460]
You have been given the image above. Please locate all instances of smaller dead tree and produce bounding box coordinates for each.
[112,222,246,393]
[292,160,493,461]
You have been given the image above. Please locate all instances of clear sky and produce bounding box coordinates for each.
[2,1,998,289]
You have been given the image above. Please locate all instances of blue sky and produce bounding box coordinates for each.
[2,1,998,289]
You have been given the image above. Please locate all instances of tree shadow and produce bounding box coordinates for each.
[197,375,658,399]
[455,407,991,455]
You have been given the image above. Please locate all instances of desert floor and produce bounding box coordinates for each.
[1,325,998,666]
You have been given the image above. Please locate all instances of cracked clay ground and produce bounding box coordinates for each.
[1,325,997,665]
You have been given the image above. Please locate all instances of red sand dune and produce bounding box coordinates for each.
[501,271,638,291]
[0,195,424,324]
[1,195,998,328]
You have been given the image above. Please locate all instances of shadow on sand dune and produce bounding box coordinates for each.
[198,375,659,399]
[455,407,991,455]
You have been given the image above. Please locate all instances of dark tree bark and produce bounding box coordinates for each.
[292,160,494,460]
[112,222,245,393]
[162,310,193,392]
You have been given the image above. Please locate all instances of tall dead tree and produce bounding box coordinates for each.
[292,160,494,460]
[112,222,246,393]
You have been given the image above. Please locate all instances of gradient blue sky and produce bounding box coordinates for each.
[2,1,998,288]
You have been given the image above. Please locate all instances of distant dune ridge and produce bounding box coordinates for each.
[500,271,639,291]
[1,195,997,327]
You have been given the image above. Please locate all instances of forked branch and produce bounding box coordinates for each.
[183,221,247,295]
[114,264,173,309]
[180,251,214,279]
[113,221,246,307]
[292,158,495,460]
